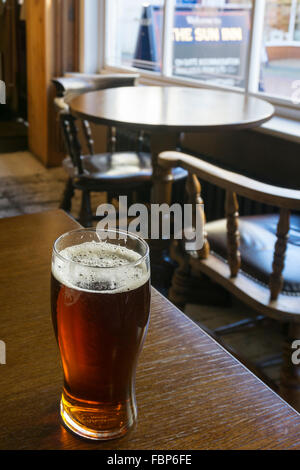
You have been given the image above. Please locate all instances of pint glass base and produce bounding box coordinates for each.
[60,393,136,441]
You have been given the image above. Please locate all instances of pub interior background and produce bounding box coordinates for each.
[1,0,300,414]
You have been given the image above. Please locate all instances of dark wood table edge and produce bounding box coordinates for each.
[70,106,275,134]
[69,87,275,134]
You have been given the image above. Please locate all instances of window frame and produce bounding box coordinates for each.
[94,0,300,121]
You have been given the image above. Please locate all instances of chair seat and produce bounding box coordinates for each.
[63,152,187,185]
[206,214,300,295]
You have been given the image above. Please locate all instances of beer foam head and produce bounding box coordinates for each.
[52,241,149,293]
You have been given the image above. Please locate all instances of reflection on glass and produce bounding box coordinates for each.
[171,0,252,89]
[106,0,165,72]
[260,0,300,100]
[106,0,300,102]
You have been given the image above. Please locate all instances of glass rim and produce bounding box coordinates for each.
[53,228,149,270]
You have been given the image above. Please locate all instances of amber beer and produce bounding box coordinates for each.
[51,229,150,440]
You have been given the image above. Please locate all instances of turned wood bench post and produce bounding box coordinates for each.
[186,173,209,259]
[82,120,95,155]
[108,127,117,153]
[60,112,83,175]
[225,190,241,277]
[269,208,290,301]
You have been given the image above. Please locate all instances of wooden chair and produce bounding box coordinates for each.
[157,150,300,411]
[53,74,186,226]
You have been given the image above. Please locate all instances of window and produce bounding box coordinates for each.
[105,0,165,72]
[101,0,300,115]
[260,0,300,100]
[171,0,251,88]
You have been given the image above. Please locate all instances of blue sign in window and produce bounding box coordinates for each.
[133,4,251,87]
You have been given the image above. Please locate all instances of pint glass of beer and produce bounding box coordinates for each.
[51,228,151,440]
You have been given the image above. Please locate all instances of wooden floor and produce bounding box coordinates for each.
[0,151,105,219]
[0,151,44,177]
[185,301,283,388]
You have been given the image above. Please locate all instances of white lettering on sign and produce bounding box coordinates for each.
[221,27,243,41]
[172,27,243,43]
[173,28,193,42]
[195,27,220,42]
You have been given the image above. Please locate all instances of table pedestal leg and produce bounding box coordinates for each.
[149,132,178,294]
[150,132,178,205]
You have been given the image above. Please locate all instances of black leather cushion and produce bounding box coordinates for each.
[206,214,300,295]
[63,152,188,184]
[63,152,152,182]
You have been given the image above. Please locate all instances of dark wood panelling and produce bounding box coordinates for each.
[183,130,300,189]
[26,0,79,167]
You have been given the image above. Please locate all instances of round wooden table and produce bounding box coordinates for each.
[70,86,274,291]
[70,86,274,202]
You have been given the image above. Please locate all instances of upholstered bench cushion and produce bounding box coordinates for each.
[62,152,152,181]
[206,214,300,295]
[63,153,187,184]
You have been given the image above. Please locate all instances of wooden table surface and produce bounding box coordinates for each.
[0,210,300,450]
[70,86,274,133]
[70,86,275,208]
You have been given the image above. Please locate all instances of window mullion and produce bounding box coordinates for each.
[98,0,106,70]
[103,0,120,70]
[161,0,175,77]
[289,0,297,41]
[245,0,266,94]
[79,0,100,74]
